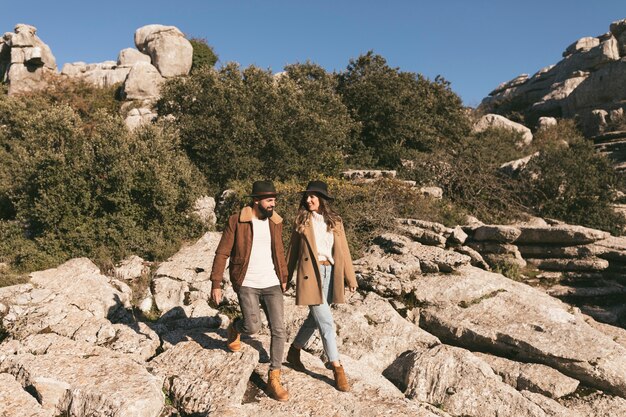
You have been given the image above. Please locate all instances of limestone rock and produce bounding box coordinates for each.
[240,358,448,417]
[114,255,148,281]
[191,195,217,226]
[122,61,164,100]
[472,225,522,243]
[526,257,610,272]
[0,373,54,417]
[499,153,539,176]
[564,37,600,57]
[340,169,397,180]
[117,48,151,66]
[0,336,164,417]
[537,116,558,130]
[521,391,581,417]
[134,24,192,77]
[473,114,533,146]
[561,391,626,417]
[414,265,626,397]
[474,352,579,398]
[124,107,157,130]
[328,292,440,372]
[388,345,549,417]
[419,186,443,199]
[149,338,259,415]
[516,225,610,245]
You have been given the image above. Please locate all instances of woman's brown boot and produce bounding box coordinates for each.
[286,345,306,371]
[267,369,289,401]
[332,364,350,392]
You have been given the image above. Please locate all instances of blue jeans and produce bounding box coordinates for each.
[293,264,339,362]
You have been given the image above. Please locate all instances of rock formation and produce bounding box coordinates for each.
[2,23,194,131]
[0,24,57,95]
[481,17,626,169]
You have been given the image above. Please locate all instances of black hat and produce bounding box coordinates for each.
[247,180,278,198]
[301,180,334,200]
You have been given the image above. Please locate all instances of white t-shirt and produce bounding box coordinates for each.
[311,212,335,264]
[241,217,280,288]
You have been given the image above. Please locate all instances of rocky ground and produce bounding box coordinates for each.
[1,218,626,416]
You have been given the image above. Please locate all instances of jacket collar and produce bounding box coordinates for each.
[238,205,283,224]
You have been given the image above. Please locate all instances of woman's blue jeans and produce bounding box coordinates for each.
[293,264,339,362]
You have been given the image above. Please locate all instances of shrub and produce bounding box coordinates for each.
[189,38,218,72]
[0,94,208,273]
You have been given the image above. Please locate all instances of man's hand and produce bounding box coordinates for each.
[281,282,287,292]
[211,288,222,306]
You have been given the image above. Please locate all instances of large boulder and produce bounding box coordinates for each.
[121,61,164,100]
[413,265,626,397]
[0,373,54,417]
[473,114,533,146]
[134,24,192,77]
[387,345,550,417]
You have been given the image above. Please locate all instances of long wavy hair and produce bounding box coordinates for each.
[295,192,341,233]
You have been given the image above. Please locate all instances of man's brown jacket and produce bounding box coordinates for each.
[210,205,288,293]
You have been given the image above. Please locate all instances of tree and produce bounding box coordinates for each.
[337,51,470,168]
[158,62,355,188]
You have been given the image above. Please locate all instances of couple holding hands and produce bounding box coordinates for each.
[210,180,357,402]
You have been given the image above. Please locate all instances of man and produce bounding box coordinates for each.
[210,180,289,402]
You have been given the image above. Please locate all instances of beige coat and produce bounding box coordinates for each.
[287,218,357,305]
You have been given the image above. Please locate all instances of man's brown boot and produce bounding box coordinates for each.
[267,369,289,401]
[286,345,306,371]
[332,364,350,392]
[226,321,241,352]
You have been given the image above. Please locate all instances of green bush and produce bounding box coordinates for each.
[189,38,218,72]
[0,94,208,273]
[337,51,470,168]
[158,63,355,189]
[217,177,466,258]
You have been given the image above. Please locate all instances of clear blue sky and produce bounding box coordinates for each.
[2,1,625,107]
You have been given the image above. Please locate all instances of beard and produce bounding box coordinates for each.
[258,205,274,220]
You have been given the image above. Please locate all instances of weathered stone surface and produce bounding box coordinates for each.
[191,195,217,226]
[413,265,626,397]
[537,116,558,130]
[526,257,609,272]
[482,252,527,268]
[564,37,600,57]
[0,336,164,417]
[561,391,626,417]
[124,107,157,130]
[472,225,522,243]
[341,169,396,180]
[398,224,447,247]
[474,352,579,398]
[239,359,448,417]
[117,48,151,66]
[516,225,610,245]
[114,255,148,281]
[453,245,490,270]
[473,114,533,146]
[0,372,54,417]
[388,345,549,417]
[330,292,440,372]
[150,338,258,415]
[122,61,164,100]
[419,186,443,199]
[595,236,626,262]
[521,391,580,417]
[62,62,132,88]
[397,218,450,235]
[499,153,539,176]
[134,25,192,77]
[517,244,604,259]
[3,258,132,339]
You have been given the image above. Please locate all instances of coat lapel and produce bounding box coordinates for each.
[302,222,320,268]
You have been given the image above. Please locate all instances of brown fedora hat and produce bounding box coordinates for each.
[246,180,278,198]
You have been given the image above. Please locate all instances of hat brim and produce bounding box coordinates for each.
[246,192,279,198]
[300,189,334,200]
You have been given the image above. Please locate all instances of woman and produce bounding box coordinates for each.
[286,180,357,392]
